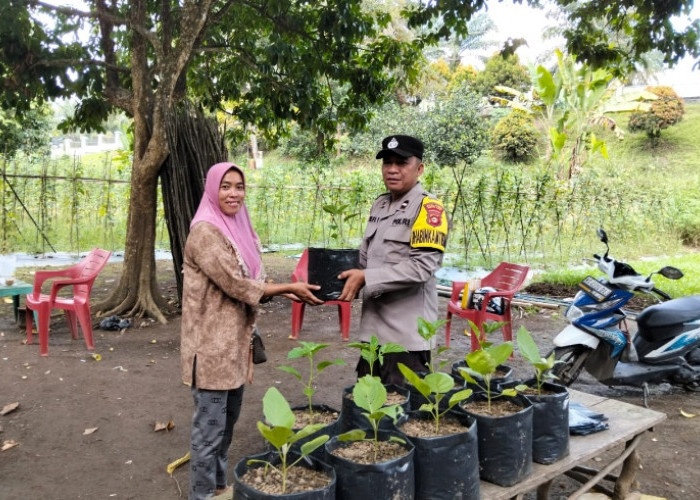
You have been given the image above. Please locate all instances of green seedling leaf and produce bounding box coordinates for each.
[287,342,328,359]
[465,349,498,377]
[317,359,346,372]
[388,435,407,445]
[486,342,513,366]
[424,372,455,394]
[338,430,366,441]
[516,326,541,365]
[263,387,295,428]
[288,423,327,444]
[257,422,294,450]
[398,363,431,397]
[448,389,473,407]
[299,435,329,457]
[277,365,302,380]
[353,375,387,413]
[457,367,480,385]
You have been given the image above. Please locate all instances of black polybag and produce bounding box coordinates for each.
[307,248,359,301]
[398,409,480,500]
[526,382,570,464]
[233,451,336,500]
[569,401,609,435]
[325,429,414,500]
[460,392,533,487]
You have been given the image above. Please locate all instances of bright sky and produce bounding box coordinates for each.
[473,1,699,97]
[46,0,699,96]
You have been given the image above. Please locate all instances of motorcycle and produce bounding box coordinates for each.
[551,228,700,404]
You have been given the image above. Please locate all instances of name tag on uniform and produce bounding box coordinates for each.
[411,198,447,251]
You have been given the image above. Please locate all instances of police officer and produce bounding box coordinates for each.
[338,135,449,385]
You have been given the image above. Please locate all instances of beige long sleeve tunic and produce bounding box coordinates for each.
[180,222,266,390]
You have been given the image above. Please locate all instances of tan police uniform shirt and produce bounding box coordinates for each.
[358,182,447,351]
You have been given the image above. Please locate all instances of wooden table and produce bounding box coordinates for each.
[479,389,666,500]
[0,279,33,322]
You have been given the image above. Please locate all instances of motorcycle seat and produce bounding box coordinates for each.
[636,295,700,341]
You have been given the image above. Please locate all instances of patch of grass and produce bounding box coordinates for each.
[532,253,700,298]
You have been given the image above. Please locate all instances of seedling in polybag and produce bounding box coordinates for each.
[278,341,346,416]
[336,375,405,462]
[250,387,329,494]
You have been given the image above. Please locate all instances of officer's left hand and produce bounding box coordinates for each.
[337,269,365,301]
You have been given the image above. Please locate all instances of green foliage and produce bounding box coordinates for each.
[467,319,509,350]
[560,1,699,74]
[422,84,490,168]
[491,110,540,163]
[336,375,405,461]
[277,341,346,415]
[398,365,472,434]
[628,86,685,140]
[416,317,449,374]
[677,197,700,247]
[458,341,516,412]
[396,317,472,432]
[472,53,530,98]
[251,387,330,494]
[533,50,620,179]
[0,104,53,158]
[322,202,360,248]
[516,326,560,394]
[347,335,407,378]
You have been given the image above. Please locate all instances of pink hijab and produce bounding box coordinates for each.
[190,162,262,279]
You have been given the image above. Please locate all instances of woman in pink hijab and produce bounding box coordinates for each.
[180,162,321,499]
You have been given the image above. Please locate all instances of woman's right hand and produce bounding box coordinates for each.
[287,282,324,305]
[263,282,323,305]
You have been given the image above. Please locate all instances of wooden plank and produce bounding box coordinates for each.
[479,389,666,499]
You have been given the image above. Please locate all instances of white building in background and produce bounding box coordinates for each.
[50,131,124,158]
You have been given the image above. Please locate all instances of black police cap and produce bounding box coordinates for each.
[375,135,424,160]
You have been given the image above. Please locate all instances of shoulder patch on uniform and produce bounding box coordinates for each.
[411,198,448,251]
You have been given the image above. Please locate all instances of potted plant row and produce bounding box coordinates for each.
[396,317,480,500]
[236,318,565,498]
[325,374,415,500]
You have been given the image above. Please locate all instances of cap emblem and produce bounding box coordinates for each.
[387,137,399,149]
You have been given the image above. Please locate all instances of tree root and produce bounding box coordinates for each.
[95,286,172,324]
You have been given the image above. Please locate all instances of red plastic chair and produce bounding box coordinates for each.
[445,262,529,350]
[290,249,351,341]
[25,248,112,356]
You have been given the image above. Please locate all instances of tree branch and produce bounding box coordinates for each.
[32,0,128,26]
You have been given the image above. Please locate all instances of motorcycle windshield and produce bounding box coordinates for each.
[566,289,632,321]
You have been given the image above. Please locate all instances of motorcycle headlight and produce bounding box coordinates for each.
[565,304,584,321]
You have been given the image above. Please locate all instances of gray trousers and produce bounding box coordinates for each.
[189,385,244,500]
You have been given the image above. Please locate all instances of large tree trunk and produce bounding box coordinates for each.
[95,17,173,323]
[93,0,214,323]
[95,151,172,323]
[94,119,173,323]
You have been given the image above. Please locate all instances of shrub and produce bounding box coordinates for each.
[491,110,540,163]
[473,53,530,98]
[677,198,700,247]
[628,86,684,139]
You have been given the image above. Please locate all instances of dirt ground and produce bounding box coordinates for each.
[1,254,698,500]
